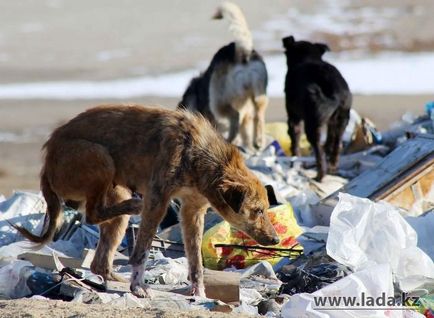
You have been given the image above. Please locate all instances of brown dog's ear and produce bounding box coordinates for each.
[219,183,245,213]
[282,36,295,48]
[316,43,330,55]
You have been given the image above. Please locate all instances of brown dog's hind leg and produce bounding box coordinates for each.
[91,214,129,282]
[179,195,208,297]
[91,186,132,282]
[129,192,170,298]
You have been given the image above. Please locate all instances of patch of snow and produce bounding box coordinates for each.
[0,52,432,99]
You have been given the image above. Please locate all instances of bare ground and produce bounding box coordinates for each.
[0,299,248,318]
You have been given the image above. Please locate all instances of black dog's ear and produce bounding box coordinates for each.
[219,184,245,213]
[316,43,330,55]
[282,36,295,48]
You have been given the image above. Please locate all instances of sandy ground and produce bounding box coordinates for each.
[0,299,248,318]
[0,0,433,83]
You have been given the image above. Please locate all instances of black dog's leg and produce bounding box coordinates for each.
[287,116,302,157]
[325,112,338,163]
[328,109,350,173]
[305,121,326,182]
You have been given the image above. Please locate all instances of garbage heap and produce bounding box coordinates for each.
[0,109,433,317]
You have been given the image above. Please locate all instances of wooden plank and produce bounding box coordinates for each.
[18,252,83,270]
[18,248,129,271]
[324,135,434,204]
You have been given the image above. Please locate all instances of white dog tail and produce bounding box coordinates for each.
[213,1,253,57]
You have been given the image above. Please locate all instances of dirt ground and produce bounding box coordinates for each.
[0,299,249,318]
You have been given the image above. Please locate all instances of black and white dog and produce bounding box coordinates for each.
[282,36,352,181]
[179,2,268,150]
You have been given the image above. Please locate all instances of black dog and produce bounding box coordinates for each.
[282,36,352,181]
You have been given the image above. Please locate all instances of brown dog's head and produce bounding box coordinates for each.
[206,151,279,246]
[282,35,330,66]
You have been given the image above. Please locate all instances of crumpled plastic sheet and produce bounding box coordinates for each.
[0,191,46,247]
[224,260,283,311]
[240,288,263,306]
[245,146,315,202]
[295,226,329,255]
[141,252,189,285]
[0,191,99,264]
[327,193,434,292]
[281,264,423,318]
[405,211,434,260]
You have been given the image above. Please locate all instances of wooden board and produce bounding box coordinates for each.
[323,135,434,212]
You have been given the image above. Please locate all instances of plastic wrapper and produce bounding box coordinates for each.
[202,204,303,270]
[277,249,352,295]
[265,122,312,156]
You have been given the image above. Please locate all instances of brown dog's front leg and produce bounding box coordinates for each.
[128,198,169,298]
[179,196,208,297]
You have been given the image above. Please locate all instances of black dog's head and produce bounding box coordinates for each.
[282,36,330,66]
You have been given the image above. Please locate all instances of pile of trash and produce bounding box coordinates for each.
[0,106,433,317]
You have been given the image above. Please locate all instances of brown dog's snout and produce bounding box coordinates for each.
[270,236,280,245]
[246,216,280,246]
[256,234,279,246]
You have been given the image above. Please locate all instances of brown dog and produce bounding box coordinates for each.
[14,104,279,297]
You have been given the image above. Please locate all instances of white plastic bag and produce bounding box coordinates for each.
[281,264,423,318]
[0,260,34,299]
[327,193,434,291]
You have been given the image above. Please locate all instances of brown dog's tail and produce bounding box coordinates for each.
[10,171,63,245]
